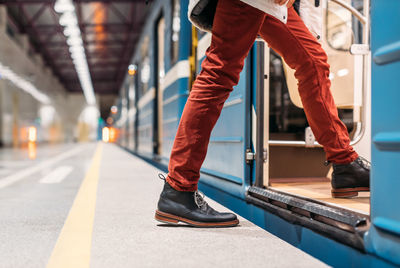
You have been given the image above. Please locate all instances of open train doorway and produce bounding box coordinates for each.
[259,0,370,216]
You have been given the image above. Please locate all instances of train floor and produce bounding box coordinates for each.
[0,142,328,267]
[270,177,370,215]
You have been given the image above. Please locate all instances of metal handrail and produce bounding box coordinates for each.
[255,41,265,187]
[331,0,366,25]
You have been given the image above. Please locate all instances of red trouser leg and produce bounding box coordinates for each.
[259,7,358,164]
[167,0,265,191]
[167,3,358,191]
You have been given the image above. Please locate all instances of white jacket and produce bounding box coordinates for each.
[188,0,322,39]
[188,0,287,33]
[239,0,288,23]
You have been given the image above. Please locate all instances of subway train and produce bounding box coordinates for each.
[111,0,400,266]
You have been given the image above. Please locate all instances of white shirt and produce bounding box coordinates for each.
[239,0,288,23]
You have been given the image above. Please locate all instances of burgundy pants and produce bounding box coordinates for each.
[167,0,358,191]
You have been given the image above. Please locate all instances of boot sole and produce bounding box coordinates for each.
[155,210,239,228]
[331,187,370,198]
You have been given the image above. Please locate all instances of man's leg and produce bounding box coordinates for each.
[259,7,358,164]
[259,8,369,198]
[166,0,266,191]
[155,0,265,227]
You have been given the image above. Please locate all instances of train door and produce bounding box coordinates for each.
[119,83,128,148]
[127,74,136,151]
[133,73,139,151]
[256,0,371,214]
[195,30,252,189]
[366,0,400,264]
[124,82,130,147]
[137,37,152,156]
[154,16,165,156]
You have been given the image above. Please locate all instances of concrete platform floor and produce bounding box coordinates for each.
[0,142,328,267]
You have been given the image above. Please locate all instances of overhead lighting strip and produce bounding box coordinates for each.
[55,0,96,106]
[0,62,50,104]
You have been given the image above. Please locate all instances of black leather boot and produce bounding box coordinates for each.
[330,157,370,198]
[155,176,239,227]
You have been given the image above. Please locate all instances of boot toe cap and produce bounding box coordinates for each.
[219,212,238,222]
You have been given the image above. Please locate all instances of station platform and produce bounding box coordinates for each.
[0,142,328,267]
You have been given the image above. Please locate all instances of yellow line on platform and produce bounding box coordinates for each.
[46,143,103,268]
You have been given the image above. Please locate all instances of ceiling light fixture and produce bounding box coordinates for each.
[128,64,137,76]
[54,0,96,106]
[0,62,50,104]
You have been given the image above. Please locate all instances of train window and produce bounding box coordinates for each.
[326,0,354,51]
[197,28,207,40]
[128,75,136,104]
[140,37,150,96]
[170,0,180,65]
[158,18,165,84]
[154,16,166,155]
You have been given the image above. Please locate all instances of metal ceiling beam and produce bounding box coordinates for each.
[87,60,130,65]
[66,78,119,82]
[46,40,133,50]
[47,51,70,57]
[26,24,132,33]
[108,2,129,24]
[26,3,47,26]
[48,40,126,48]
[66,79,118,86]
[69,88,118,95]
[29,23,130,29]
[86,52,125,59]
[34,27,133,34]
[56,62,121,69]
[82,24,130,30]
[85,39,126,44]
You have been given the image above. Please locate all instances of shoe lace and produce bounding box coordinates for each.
[158,173,166,181]
[194,191,208,209]
[357,156,371,170]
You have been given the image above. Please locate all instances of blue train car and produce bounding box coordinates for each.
[113,0,400,266]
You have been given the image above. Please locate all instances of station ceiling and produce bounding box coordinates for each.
[1,0,152,99]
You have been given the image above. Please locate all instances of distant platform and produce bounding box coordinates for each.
[0,142,328,267]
